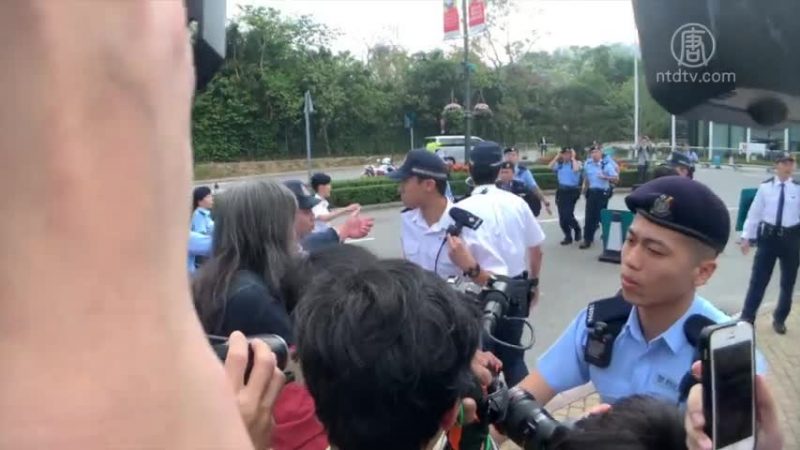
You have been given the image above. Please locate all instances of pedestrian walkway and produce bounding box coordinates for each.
[501,305,799,449]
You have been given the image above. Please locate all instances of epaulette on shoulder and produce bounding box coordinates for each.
[762,177,774,184]
[401,207,413,213]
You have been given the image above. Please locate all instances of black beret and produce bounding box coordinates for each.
[625,176,730,252]
[499,161,515,170]
[388,149,448,181]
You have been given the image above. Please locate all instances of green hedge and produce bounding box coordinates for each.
[331,169,638,207]
[331,167,553,190]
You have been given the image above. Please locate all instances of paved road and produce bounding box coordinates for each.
[345,166,789,367]
[194,167,367,191]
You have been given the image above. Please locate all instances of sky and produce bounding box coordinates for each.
[229,0,638,60]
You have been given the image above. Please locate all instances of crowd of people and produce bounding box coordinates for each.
[2,3,788,450]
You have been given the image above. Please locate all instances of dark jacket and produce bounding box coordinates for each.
[218,269,294,344]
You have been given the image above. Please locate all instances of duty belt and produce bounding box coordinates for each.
[760,222,800,238]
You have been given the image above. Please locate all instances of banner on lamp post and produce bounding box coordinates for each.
[443,0,461,40]
[468,0,487,35]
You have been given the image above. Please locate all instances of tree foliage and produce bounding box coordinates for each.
[191,6,670,162]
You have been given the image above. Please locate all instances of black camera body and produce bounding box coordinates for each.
[209,334,289,383]
[479,376,572,450]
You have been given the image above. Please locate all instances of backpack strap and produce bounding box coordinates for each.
[583,293,633,368]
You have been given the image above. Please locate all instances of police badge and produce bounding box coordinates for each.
[650,194,674,219]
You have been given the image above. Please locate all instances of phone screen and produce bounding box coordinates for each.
[713,340,754,447]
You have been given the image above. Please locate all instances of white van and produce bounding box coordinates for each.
[424,135,484,162]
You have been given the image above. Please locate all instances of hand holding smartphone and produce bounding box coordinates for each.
[700,320,756,450]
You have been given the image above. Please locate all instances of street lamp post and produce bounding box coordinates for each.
[462,0,472,164]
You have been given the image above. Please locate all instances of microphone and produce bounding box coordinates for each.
[678,314,717,402]
[482,279,509,337]
[447,207,484,237]
[684,314,716,347]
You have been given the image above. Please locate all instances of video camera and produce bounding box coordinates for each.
[480,376,572,450]
[447,275,534,351]
[208,334,289,383]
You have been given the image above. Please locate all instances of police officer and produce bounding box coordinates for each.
[516,176,765,406]
[549,147,583,245]
[390,149,474,279]
[669,152,694,178]
[580,146,619,249]
[503,146,537,190]
[453,141,546,386]
[496,161,552,217]
[740,155,800,334]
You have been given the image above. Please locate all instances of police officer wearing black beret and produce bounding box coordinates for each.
[668,152,694,179]
[515,176,766,408]
[496,161,552,217]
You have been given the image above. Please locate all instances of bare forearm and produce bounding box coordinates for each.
[528,246,542,279]
[0,3,253,448]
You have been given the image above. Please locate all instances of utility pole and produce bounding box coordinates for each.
[462,0,472,164]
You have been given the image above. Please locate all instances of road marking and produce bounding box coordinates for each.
[346,237,376,244]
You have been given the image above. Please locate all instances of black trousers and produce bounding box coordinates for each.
[637,163,649,183]
[556,187,581,240]
[742,231,800,324]
[584,189,610,244]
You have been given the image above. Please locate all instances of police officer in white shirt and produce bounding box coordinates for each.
[740,155,800,334]
[455,141,546,386]
[391,149,499,281]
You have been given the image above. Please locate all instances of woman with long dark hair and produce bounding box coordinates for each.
[192,180,297,341]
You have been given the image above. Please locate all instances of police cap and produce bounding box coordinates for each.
[388,149,449,181]
[284,180,322,210]
[470,141,504,168]
[669,152,693,168]
[625,176,730,253]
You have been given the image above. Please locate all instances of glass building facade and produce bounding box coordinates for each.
[685,119,800,152]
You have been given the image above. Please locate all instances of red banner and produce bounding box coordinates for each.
[443,0,460,40]
[468,0,486,35]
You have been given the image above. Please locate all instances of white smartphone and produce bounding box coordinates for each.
[701,320,756,450]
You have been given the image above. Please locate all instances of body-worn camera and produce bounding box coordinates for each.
[209,334,289,383]
[480,376,572,450]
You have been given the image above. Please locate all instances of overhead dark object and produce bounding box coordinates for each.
[633,0,800,127]
[186,0,226,91]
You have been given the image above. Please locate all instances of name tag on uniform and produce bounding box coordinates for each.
[655,373,679,392]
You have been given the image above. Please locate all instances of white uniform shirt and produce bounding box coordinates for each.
[742,177,800,240]
[400,201,462,279]
[455,184,546,276]
[312,194,331,233]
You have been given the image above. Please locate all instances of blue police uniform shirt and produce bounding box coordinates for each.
[191,208,214,235]
[583,159,618,190]
[188,231,212,274]
[514,165,537,190]
[554,162,581,187]
[536,295,767,405]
